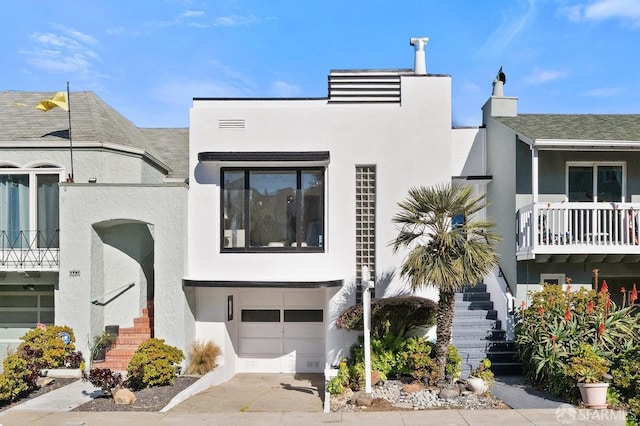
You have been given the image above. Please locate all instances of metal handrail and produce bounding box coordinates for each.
[0,230,60,269]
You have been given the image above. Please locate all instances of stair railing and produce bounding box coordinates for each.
[91,282,136,306]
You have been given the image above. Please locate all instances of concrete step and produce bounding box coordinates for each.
[461,283,487,293]
[455,292,491,302]
[454,300,494,310]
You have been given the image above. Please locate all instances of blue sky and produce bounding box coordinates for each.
[3,0,640,128]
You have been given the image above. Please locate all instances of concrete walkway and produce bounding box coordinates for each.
[0,373,630,425]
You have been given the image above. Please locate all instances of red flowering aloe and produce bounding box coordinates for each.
[631,283,638,304]
[564,308,571,321]
[586,300,595,314]
[598,323,606,335]
[600,280,608,294]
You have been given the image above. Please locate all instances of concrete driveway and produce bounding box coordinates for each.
[167,373,325,413]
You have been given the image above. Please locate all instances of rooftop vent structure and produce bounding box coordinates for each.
[410,37,429,75]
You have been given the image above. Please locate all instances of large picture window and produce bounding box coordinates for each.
[222,168,324,251]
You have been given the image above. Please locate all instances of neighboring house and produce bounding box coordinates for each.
[185,39,488,376]
[483,78,640,310]
[0,91,192,365]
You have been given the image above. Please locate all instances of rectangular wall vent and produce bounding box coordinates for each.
[218,119,246,130]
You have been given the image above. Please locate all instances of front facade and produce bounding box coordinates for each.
[184,42,485,375]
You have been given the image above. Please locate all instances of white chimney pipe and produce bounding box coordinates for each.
[410,37,429,75]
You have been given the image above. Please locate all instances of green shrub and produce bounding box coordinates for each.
[327,362,349,394]
[446,345,463,379]
[83,368,126,394]
[19,325,76,368]
[564,344,609,383]
[470,358,494,386]
[126,338,184,390]
[185,340,221,375]
[0,352,37,401]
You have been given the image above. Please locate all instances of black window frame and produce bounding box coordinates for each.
[221,166,325,253]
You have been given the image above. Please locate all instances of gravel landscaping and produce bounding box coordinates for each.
[330,380,508,412]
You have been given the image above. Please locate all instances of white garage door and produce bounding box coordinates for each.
[238,290,325,373]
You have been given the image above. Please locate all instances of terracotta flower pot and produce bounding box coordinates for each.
[577,382,609,409]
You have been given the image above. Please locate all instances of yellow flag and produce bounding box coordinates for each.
[37,92,68,111]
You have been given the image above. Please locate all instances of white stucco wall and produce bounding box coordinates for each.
[187,73,454,369]
[57,183,192,363]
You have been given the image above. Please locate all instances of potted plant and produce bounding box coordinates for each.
[564,344,610,409]
[89,331,117,364]
[467,358,494,394]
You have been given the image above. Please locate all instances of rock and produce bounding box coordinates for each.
[351,390,373,407]
[438,387,460,400]
[112,388,137,405]
[402,382,422,393]
[36,377,55,388]
[370,370,381,385]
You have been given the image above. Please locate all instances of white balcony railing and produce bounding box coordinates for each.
[516,202,640,260]
[0,230,60,271]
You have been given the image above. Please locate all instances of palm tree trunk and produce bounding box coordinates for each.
[436,290,456,380]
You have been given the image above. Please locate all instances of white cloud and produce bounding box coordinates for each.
[524,68,569,85]
[214,15,259,26]
[479,0,538,56]
[562,0,640,28]
[269,81,301,97]
[22,27,100,76]
[581,86,624,97]
[181,10,204,18]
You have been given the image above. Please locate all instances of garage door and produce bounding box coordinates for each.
[238,290,325,373]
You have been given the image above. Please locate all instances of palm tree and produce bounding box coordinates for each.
[390,183,500,379]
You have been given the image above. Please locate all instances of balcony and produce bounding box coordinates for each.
[0,230,59,271]
[516,202,640,262]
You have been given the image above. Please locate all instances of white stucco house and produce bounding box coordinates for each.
[184,39,497,377]
[0,90,193,367]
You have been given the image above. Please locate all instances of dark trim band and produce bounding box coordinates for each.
[183,279,343,288]
[198,151,330,162]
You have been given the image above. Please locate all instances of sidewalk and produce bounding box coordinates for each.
[0,373,629,425]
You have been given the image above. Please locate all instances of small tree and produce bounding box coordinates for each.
[390,183,499,379]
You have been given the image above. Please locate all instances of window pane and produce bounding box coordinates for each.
[284,309,323,322]
[568,167,593,202]
[249,171,296,247]
[0,311,37,324]
[241,309,280,322]
[0,174,29,248]
[597,166,622,202]
[40,311,54,324]
[301,171,324,247]
[223,171,246,248]
[41,295,54,308]
[0,295,38,308]
[37,174,59,248]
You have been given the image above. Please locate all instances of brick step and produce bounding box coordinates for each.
[113,337,149,346]
[103,354,137,362]
[119,327,152,335]
[105,348,137,357]
[134,317,151,325]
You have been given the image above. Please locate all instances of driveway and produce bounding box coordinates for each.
[167,373,325,413]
